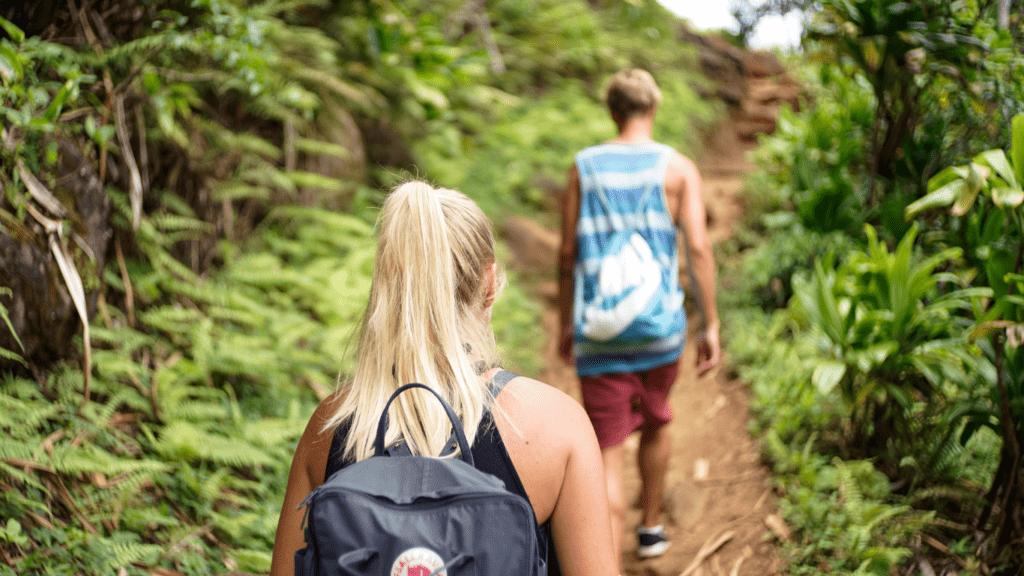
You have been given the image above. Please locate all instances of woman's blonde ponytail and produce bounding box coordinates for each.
[325,181,504,461]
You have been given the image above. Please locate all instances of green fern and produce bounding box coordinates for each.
[0,398,60,437]
[91,531,163,571]
[48,443,168,478]
[0,437,36,461]
[149,213,215,238]
[0,462,49,494]
[137,306,204,336]
[89,326,157,353]
[155,421,276,467]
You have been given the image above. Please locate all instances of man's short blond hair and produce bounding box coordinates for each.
[603,69,662,124]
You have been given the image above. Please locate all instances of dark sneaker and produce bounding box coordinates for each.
[637,524,670,558]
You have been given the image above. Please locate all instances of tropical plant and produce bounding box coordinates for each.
[806,0,993,199]
[762,430,932,575]
[789,224,987,483]
[906,113,1024,566]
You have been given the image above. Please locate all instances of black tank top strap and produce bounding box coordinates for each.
[488,369,517,395]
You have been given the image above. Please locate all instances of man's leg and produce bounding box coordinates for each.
[601,442,627,565]
[635,360,677,558]
[638,421,671,528]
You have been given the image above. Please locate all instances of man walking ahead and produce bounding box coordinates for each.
[558,69,721,563]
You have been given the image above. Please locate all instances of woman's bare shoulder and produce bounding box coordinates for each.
[494,375,592,443]
[295,390,347,486]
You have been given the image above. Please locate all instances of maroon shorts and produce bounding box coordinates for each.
[579,361,679,449]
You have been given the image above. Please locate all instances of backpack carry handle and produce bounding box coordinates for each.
[374,383,475,467]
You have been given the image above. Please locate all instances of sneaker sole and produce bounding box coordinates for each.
[637,540,670,559]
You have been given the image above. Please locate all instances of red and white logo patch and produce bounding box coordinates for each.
[390,547,447,576]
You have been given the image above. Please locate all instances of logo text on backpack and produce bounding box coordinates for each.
[391,547,446,576]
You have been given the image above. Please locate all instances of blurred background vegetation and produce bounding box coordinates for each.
[723,0,1024,573]
[2,0,1024,574]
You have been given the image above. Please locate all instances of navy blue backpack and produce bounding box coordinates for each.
[295,383,545,576]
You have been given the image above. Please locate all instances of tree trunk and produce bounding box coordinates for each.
[0,138,111,376]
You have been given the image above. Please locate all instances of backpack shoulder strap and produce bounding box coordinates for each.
[381,373,519,460]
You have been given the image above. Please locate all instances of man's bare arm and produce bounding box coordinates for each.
[557,165,581,362]
[668,152,720,374]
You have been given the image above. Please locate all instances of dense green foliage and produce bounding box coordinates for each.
[0,0,713,573]
[725,0,1024,572]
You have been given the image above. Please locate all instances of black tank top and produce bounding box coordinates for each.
[323,370,562,575]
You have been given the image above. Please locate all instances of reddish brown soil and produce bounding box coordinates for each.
[530,126,783,576]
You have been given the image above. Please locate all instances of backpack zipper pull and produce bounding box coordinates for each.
[298,487,318,544]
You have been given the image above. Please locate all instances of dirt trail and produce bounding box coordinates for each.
[529,125,782,576]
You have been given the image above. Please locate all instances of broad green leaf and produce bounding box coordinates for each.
[992,187,1024,208]
[43,80,74,122]
[933,286,994,303]
[906,179,963,218]
[0,16,25,45]
[982,209,1008,243]
[287,171,345,191]
[814,259,845,345]
[0,287,23,352]
[926,165,960,192]
[0,45,20,82]
[0,346,26,365]
[852,342,898,372]
[813,360,847,395]
[979,149,1018,189]
[889,226,915,332]
[1004,295,1024,307]
[986,248,1015,301]
[951,164,988,216]
[1012,113,1024,186]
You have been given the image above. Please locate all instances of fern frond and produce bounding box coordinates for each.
[138,306,204,336]
[242,418,306,448]
[90,326,157,353]
[269,205,374,236]
[49,443,169,477]
[120,505,180,532]
[100,30,196,65]
[835,458,866,524]
[292,67,381,108]
[93,387,148,425]
[101,532,163,568]
[286,170,345,192]
[908,484,988,508]
[0,437,36,461]
[239,162,297,194]
[149,213,215,235]
[146,247,200,283]
[215,131,282,159]
[0,395,60,436]
[163,400,229,423]
[209,509,260,541]
[155,421,275,467]
[207,305,264,327]
[293,136,351,159]
[212,182,273,201]
[227,548,273,574]
[0,461,50,494]
[91,350,148,386]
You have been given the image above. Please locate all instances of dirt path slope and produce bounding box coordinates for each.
[501,40,804,574]
[505,71,797,571]
[531,139,781,576]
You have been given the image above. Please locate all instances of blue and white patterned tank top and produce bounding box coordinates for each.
[572,142,686,377]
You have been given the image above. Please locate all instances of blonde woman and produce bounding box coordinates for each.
[271,181,617,576]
